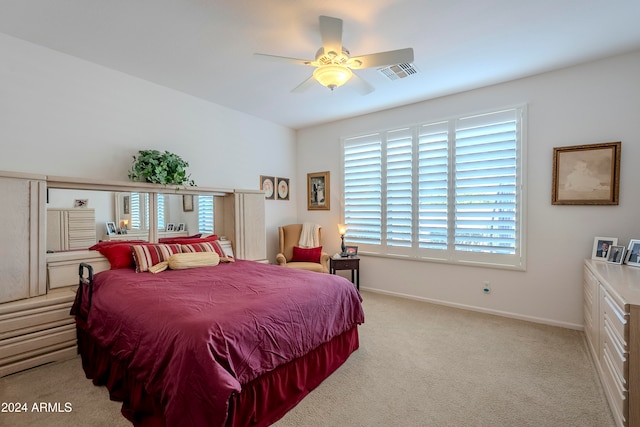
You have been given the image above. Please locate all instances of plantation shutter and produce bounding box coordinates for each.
[418,122,449,250]
[130,192,141,229]
[343,134,382,246]
[454,109,518,255]
[198,195,214,234]
[157,194,165,230]
[386,128,413,248]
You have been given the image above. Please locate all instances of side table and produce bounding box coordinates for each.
[329,256,360,290]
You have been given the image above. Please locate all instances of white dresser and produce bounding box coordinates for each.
[584,259,640,427]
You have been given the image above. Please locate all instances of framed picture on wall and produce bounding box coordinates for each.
[552,141,621,205]
[276,177,290,200]
[260,176,275,200]
[183,195,194,212]
[307,171,330,210]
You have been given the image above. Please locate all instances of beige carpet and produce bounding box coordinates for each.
[0,291,615,427]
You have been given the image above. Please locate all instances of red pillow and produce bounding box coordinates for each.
[158,233,203,243]
[93,243,139,269]
[291,246,322,263]
[157,234,218,245]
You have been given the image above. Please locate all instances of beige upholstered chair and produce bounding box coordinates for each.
[276,224,329,273]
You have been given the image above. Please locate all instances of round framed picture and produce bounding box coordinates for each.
[260,176,275,200]
[277,178,289,200]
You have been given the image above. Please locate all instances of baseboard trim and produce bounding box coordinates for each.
[360,287,584,331]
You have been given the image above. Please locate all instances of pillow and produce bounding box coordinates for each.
[157,234,218,245]
[131,244,182,273]
[291,246,322,263]
[158,233,203,243]
[91,241,147,269]
[181,242,216,253]
[168,252,220,270]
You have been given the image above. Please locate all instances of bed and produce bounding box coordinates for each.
[71,242,364,427]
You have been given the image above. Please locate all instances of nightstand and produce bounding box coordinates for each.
[329,257,360,290]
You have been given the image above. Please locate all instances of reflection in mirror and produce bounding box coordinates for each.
[158,193,216,237]
[115,192,150,230]
[47,188,117,251]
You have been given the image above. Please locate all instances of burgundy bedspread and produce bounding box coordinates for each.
[72,260,364,427]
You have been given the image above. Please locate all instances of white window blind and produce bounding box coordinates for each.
[418,122,449,250]
[454,110,518,256]
[386,128,413,249]
[157,194,165,230]
[130,192,142,229]
[343,134,382,245]
[198,195,214,234]
[342,107,525,270]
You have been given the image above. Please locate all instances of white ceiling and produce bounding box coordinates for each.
[2,0,640,129]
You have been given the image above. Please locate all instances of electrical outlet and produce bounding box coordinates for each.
[483,281,491,294]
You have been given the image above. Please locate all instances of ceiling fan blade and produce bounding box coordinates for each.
[350,47,414,69]
[319,15,343,54]
[350,72,375,95]
[253,53,314,66]
[291,75,317,93]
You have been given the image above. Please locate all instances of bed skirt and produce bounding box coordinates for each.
[75,321,360,427]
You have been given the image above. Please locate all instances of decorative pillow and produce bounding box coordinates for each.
[131,244,182,273]
[90,241,146,269]
[291,246,322,263]
[158,233,204,243]
[168,252,220,270]
[181,242,216,253]
[157,234,218,245]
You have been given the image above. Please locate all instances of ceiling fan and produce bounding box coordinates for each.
[254,15,414,95]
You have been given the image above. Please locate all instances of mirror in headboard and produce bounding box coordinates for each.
[113,191,151,240]
[157,193,221,238]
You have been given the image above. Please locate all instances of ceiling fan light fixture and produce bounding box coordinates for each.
[313,64,352,91]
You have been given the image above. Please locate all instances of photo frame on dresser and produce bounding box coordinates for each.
[106,222,117,235]
[606,245,626,264]
[592,236,617,260]
[626,239,640,266]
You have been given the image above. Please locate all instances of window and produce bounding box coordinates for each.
[130,192,146,230]
[198,195,214,234]
[343,107,525,270]
[157,194,165,230]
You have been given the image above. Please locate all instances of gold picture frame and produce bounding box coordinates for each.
[552,141,621,205]
[307,171,330,210]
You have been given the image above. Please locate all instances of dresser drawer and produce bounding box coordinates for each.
[0,323,76,359]
[0,303,74,339]
[603,292,627,345]
[603,316,629,385]
[601,341,629,425]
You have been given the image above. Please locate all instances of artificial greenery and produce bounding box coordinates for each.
[128,150,195,187]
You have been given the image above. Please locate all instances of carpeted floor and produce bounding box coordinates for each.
[0,291,615,427]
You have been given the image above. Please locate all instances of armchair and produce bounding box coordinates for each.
[276,224,329,273]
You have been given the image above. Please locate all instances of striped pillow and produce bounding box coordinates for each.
[182,241,234,262]
[181,242,216,253]
[131,244,182,273]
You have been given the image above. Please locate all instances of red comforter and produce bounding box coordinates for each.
[73,260,364,426]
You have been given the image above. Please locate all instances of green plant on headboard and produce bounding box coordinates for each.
[128,150,196,187]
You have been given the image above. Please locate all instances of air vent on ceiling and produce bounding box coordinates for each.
[377,63,419,81]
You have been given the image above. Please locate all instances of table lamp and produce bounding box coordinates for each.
[337,224,347,256]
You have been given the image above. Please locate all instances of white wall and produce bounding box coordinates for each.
[296,50,640,329]
[0,33,297,261]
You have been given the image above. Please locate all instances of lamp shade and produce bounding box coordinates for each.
[313,65,352,90]
[337,223,347,236]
